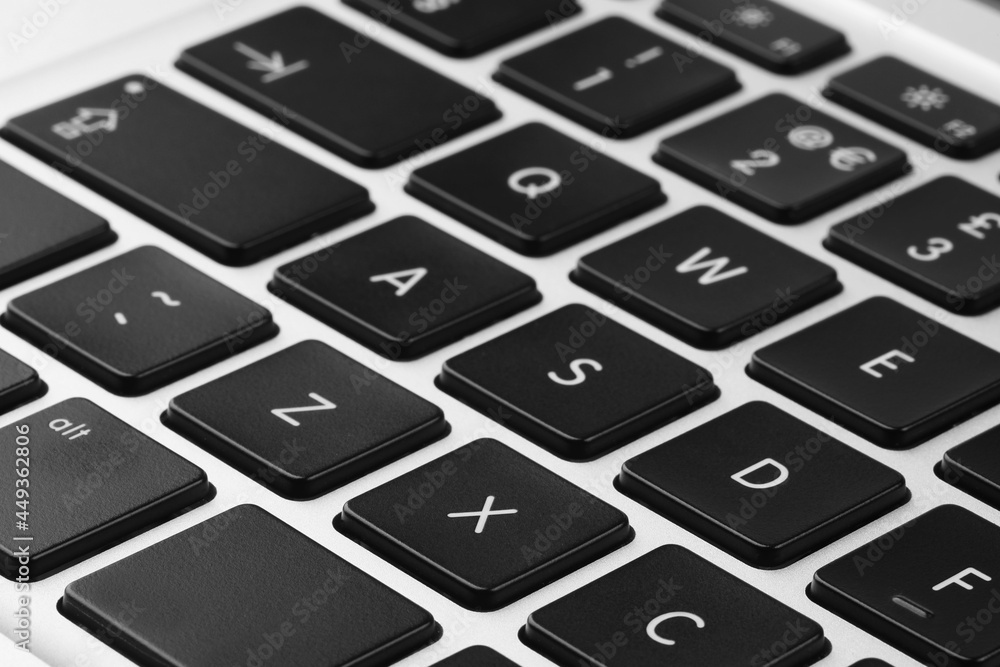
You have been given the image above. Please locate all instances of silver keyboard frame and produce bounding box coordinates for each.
[3,1,1000,665]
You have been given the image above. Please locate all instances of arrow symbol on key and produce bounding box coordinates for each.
[234,42,309,83]
[74,108,119,132]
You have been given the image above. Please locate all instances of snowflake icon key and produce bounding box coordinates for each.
[826,56,1000,159]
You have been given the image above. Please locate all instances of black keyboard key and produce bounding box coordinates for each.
[343,0,580,57]
[0,398,209,581]
[526,545,828,667]
[655,94,909,223]
[1,76,372,265]
[2,246,278,395]
[339,439,630,610]
[439,304,718,460]
[941,423,1000,510]
[494,17,739,137]
[748,297,1000,448]
[178,7,501,168]
[432,646,520,667]
[0,160,114,289]
[828,177,1000,314]
[406,123,666,255]
[63,505,438,667]
[0,348,44,415]
[270,217,541,358]
[825,56,1000,159]
[573,206,841,348]
[850,662,893,667]
[657,0,849,74]
[619,402,909,568]
[811,505,1000,667]
[164,340,448,499]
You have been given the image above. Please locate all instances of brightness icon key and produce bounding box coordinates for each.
[825,56,1000,159]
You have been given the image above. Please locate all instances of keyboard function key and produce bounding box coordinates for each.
[1,76,372,265]
[658,0,850,74]
[494,17,740,137]
[271,217,541,358]
[811,505,1000,667]
[177,7,501,168]
[827,177,1000,314]
[619,402,909,568]
[2,246,278,395]
[343,0,581,57]
[438,304,719,460]
[0,160,115,290]
[63,505,439,667]
[940,423,1000,510]
[340,439,631,610]
[407,123,666,255]
[0,398,210,581]
[748,297,1000,448]
[825,56,1000,159]
[0,348,45,415]
[655,93,909,223]
[573,206,841,348]
[164,340,449,499]
[526,545,828,667]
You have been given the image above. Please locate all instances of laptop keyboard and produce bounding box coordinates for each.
[1,0,999,666]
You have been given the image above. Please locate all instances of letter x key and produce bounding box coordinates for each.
[447,495,518,534]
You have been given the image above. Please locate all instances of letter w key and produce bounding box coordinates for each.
[272,392,336,426]
[675,247,748,285]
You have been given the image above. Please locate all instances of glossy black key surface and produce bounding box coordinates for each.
[1,76,372,265]
[0,398,209,581]
[826,56,1000,159]
[406,123,666,255]
[655,93,909,223]
[0,348,44,415]
[748,297,1000,448]
[494,17,739,137]
[827,177,1000,314]
[343,0,581,57]
[164,340,449,499]
[63,505,439,667]
[526,545,828,667]
[2,246,278,396]
[573,206,841,349]
[270,217,541,359]
[431,646,520,667]
[438,304,718,460]
[941,423,1000,510]
[812,505,1000,667]
[619,402,909,568]
[178,7,501,168]
[850,661,894,667]
[339,439,630,610]
[0,160,115,289]
[658,0,849,74]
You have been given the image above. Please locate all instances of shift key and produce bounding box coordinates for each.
[0,75,373,266]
